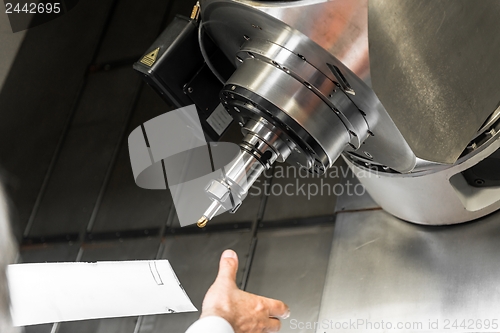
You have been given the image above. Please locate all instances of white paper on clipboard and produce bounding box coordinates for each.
[7,260,197,326]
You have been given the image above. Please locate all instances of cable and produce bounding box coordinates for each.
[197,19,226,84]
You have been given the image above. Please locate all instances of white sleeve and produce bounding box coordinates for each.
[185,316,235,333]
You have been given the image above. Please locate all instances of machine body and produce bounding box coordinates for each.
[134,0,500,226]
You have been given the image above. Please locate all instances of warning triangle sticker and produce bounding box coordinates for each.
[140,48,160,67]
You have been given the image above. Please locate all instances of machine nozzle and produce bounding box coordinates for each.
[197,200,223,228]
[197,216,208,228]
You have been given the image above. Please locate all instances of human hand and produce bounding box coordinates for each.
[201,249,290,333]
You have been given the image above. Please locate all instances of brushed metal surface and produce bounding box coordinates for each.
[90,86,173,232]
[246,226,334,333]
[0,10,26,91]
[94,0,173,64]
[0,0,114,232]
[369,0,500,164]
[318,209,500,332]
[241,0,370,82]
[333,160,379,213]
[262,160,342,221]
[28,69,141,236]
[19,243,80,264]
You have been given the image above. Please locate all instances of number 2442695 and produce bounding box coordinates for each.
[5,3,61,14]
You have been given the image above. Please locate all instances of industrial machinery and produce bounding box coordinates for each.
[133,0,500,227]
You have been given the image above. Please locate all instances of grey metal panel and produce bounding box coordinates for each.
[24,324,53,333]
[147,231,252,333]
[246,226,334,333]
[0,10,26,91]
[19,243,80,263]
[94,0,172,65]
[262,161,342,221]
[0,0,113,231]
[58,318,138,333]
[29,68,141,236]
[91,86,173,232]
[79,238,159,262]
[369,0,500,164]
[89,142,172,232]
[334,160,379,213]
[318,209,500,332]
[59,320,100,333]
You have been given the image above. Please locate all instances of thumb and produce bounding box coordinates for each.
[216,249,239,283]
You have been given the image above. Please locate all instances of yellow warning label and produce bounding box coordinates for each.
[140,48,160,67]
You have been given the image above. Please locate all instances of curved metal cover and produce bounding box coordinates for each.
[201,0,417,172]
[247,0,370,82]
[369,0,500,164]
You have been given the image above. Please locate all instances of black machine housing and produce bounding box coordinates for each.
[133,15,235,141]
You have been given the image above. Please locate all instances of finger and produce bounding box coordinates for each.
[265,318,282,333]
[216,249,239,283]
[261,297,290,319]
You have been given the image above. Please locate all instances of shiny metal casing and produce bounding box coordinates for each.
[201,0,417,173]
[369,0,500,164]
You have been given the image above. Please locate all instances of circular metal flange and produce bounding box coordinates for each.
[222,89,317,171]
[236,38,370,149]
[221,57,353,173]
